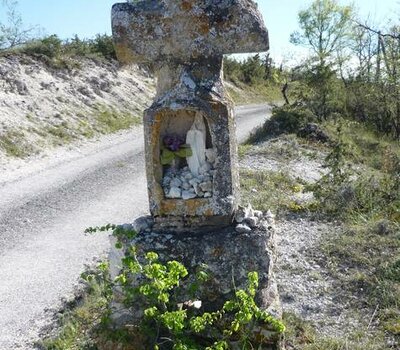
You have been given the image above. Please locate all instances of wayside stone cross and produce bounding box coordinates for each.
[112,0,269,232]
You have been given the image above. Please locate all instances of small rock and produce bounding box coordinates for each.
[199,162,212,174]
[184,173,193,180]
[266,210,275,219]
[235,223,252,234]
[244,216,259,229]
[162,176,171,186]
[192,183,200,194]
[189,178,201,186]
[200,181,213,192]
[245,204,254,218]
[204,192,212,198]
[167,187,181,198]
[182,190,197,200]
[254,210,263,218]
[205,149,216,164]
[235,206,246,223]
[133,216,154,233]
[170,178,183,188]
[182,182,191,190]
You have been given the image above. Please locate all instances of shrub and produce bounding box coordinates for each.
[246,105,316,144]
[22,35,62,58]
[89,34,116,60]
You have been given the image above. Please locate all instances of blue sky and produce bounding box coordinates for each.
[1,0,399,63]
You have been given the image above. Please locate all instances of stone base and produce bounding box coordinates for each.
[153,214,233,233]
[108,215,282,349]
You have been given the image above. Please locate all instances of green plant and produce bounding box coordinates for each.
[83,225,285,350]
[94,107,141,133]
[22,35,63,58]
[311,123,354,216]
[160,135,192,166]
[246,105,315,144]
[0,129,34,157]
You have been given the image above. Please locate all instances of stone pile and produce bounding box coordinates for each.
[163,162,215,200]
[235,204,275,233]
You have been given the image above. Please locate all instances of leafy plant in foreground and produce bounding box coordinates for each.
[85,225,285,349]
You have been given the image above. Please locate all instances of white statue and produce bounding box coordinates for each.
[186,112,206,176]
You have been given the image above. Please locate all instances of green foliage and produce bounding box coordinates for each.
[223,55,283,104]
[89,34,117,60]
[287,0,400,139]
[94,106,141,133]
[290,0,353,66]
[160,146,193,166]
[4,33,117,64]
[311,120,400,222]
[21,35,62,58]
[0,129,35,157]
[246,105,316,144]
[82,225,285,350]
[0,0,36,50]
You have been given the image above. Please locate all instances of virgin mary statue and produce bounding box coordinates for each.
[186,112,206,176]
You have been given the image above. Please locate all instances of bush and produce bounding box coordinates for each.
[22,34,62,58]
[246,105,316,144]
[89,34,116,60]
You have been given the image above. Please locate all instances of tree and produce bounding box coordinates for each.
[0,0,36,50]
[289,0,353,120]
[290,0,353,68]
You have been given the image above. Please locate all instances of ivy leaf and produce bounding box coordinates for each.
[161,148,176,165]
[175,146,193,158]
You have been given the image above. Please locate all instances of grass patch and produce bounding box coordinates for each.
[94,106,141,134]
[46,123,76,144]
[0,130,35,157]
[238,144,252,159]
[283,312,393,350]
[323,119,400,171]
[240,168,303,214]
[39,281,108,350]
[246,134,304,161]
[320,222,400,345]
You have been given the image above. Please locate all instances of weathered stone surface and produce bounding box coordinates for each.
[244,216,259,229]
[112,0,269,65]
[182,190,197,200]
[235,223,252,233]
[112,0,269,231]
[143,73,239,231]
[110,216,281,328]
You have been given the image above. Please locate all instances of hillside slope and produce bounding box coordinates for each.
[0,55,155,161]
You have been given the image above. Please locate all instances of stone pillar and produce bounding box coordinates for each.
[112,0,269,232]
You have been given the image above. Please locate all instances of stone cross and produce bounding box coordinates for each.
[112,0,269,232]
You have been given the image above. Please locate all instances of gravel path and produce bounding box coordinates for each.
[0,104,271,350]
